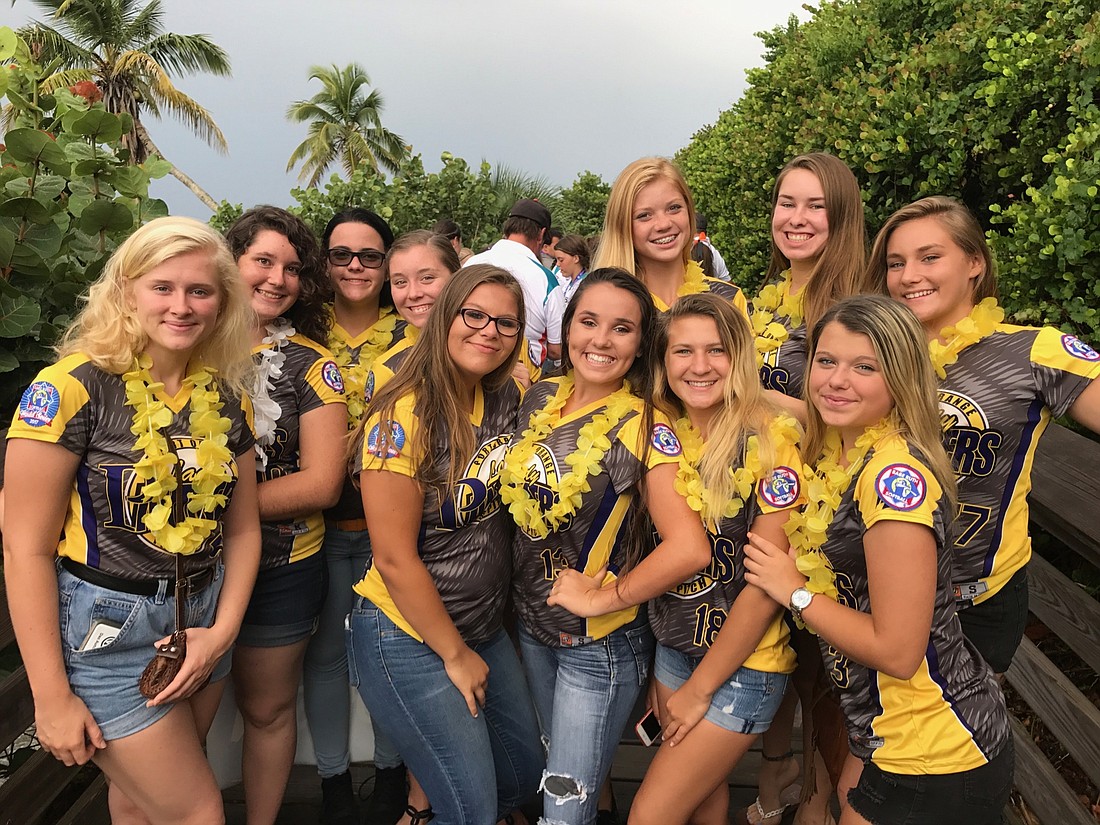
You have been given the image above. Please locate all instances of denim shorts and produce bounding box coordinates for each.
[238,551,325,647]
[958,565,1028,674]
[847,738,1014,825]
[654,643,788,735]
[57,561,228,741]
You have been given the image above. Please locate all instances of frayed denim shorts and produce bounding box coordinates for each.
[654,643,788,735]
[57,561,229,741]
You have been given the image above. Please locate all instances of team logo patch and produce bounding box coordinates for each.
[321,360,345,392]
[364,370,375,404]
[1061,334,1100,362]
[650,423,682,457]
[17,381,61,428]
[761,466,800,508]
[875,464,926,511]
[366,421,406,458]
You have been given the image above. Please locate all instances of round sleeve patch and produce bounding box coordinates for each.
[17,380,61,427]
[760,466,800,508]
[366,420,406,459]
[650,423,682,456]
[321,360,345,392]
[1061,334,1100,362]
[874,464,927,511]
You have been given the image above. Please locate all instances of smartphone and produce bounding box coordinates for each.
[79,619,122,651]
[635,709,662,746]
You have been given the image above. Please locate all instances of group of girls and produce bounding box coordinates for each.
[5,143,1099,825]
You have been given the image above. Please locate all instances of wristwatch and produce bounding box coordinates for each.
[789,586,814,623]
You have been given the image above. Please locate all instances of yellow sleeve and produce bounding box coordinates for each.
[9,360,91,446]
[304,353,347,407]
[1031,326,1100,380]
[755,425,806,514]
[359,393,422,477]
[856,448,942,530]
[620,410,684,471]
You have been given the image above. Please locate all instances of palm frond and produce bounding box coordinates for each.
[144,33,230,77]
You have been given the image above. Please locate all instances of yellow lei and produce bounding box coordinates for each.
[674,414,801,530]
[928,298,1003,379]
[328,305,400,428]
[676,259,707,297]
[123,355,234,555]
[750,270,804,367]
[784,417,896,628]
[500,377,636,538]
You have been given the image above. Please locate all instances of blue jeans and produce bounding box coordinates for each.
[303,527,401,776]
[518,620,654,825]
[349,600,544,824]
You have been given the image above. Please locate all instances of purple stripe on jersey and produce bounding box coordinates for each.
[925,639,991,759]
[76,463,100,567]
[983,398,1043,578]
[577,484,624,575]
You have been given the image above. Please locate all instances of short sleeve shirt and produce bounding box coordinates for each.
[818,432,1009,774]
[510,379,684,647]
[352,381,521,644]
[9,354,254,578]
[254,334,345,569]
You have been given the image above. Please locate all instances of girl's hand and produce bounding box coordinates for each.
[146,626,231,707]
[662,678,713,747]
[35,691,106,766]
[547,567,608,617]
[511,361,533,390]
[743,531,806,608]
[443,645,489,718]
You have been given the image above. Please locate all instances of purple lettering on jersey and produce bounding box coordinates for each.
[875,464,927,511]
[17,380,61,427]
[761,466,800,507]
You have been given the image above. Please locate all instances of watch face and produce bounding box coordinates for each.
[791,588,813,610]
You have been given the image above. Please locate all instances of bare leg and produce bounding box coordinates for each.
[95,704,225,825]
[396,771,432,825]
[745,685,800,824]
[233,640,310,825]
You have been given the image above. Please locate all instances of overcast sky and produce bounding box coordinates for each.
[9,1,811,220]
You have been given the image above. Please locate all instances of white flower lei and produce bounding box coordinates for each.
[251,319,294,471]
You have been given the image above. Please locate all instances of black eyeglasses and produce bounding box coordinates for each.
[327,248,385,268]
[458,308,522,337]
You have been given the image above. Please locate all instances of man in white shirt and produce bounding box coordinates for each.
[465,199,562,366]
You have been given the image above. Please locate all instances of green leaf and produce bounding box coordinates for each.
[73,157,114,177]
[0,225,14,266]
[19,220,65,258]
[78,200,133,234]
[107,166,149,197]
[0,27,18,62]
[0,294,41,337]
[68,109,124,144]
[0,197,53,223]
[3,129,70,175]
[0,350,18,373]
[142,157,173,180]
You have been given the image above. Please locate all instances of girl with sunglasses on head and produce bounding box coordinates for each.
[501,268,711,825]
[225,206,349,825]
[5,217,260,824]
[304,207,410,824]
[629,294,804,825]
[593,157,748,317]
[869,196,1100,675]
[348,265,543,825]
[744,295,1013,825]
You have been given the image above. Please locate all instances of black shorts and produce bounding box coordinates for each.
[238,552,326,647]
[958,565,1029,674]
[847,739,1014,825]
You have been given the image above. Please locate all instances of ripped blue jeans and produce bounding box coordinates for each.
[518,618,653,825]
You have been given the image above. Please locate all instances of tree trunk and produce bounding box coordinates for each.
[136,122,219,213]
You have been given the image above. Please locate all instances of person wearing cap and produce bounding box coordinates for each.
[465,199,562,367]
[694,212,731,281]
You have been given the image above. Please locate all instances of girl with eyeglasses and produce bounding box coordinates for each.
[225,207,349,825]
[348,265,543,825]
[743,295,1012,825]
[501,268,710,825]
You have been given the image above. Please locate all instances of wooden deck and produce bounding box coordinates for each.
[223,739,802,824]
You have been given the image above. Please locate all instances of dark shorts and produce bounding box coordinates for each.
[847,739,1013,825]
[238,551,326,647]
[958,565,1029,674]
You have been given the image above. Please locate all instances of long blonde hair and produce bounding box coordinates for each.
[803,295,957,508]
[657,294,786,515]
[593,157,696,279]
[767,153,868,332]
[360,264,524,494]
[58,216,253,393]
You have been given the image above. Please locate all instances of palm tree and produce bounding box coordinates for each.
[20,0,231,210]
[286,63,409,188]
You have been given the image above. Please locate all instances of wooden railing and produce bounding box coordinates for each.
[0,423,1097,823]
